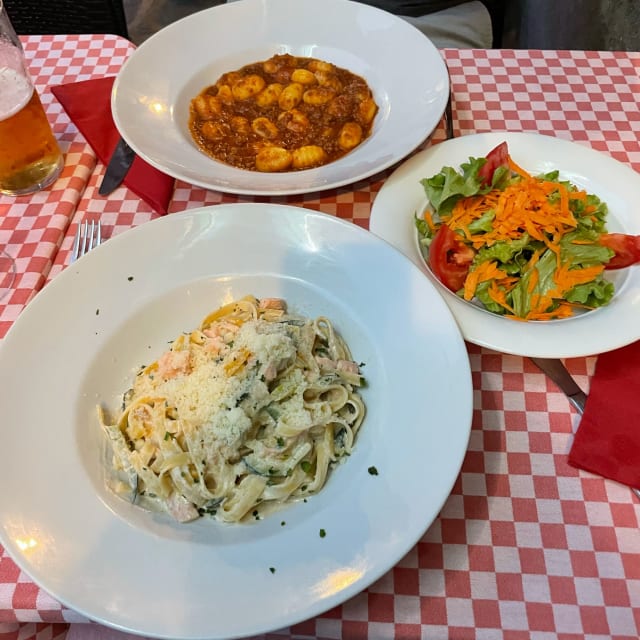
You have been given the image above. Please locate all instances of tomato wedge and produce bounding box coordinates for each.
[428,224,475,292]
[477,141,509,186]
[475,143,640,271]
[599,233,640,269]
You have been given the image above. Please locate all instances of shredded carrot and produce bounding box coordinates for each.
[486,280,517,315]
[508,156,531,179]
[569,236,599,246]
[446,191,501,240]
[448,175,578,250]
[521,303,576,321]
[548,263,605,298]
[445,154,606,321]
[463,260,507,301]
[527,249,542,270]
[422,208,436,232]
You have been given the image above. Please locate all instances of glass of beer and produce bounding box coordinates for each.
[0,0,63,196]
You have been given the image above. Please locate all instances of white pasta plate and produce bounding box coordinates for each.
[370,131,640,358]
[111,0,449,196]
[0,204,472,639]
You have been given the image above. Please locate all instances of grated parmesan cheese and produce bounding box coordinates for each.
[135,319,297,437]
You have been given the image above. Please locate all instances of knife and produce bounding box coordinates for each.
[99,137,136,195]
[530,357,587,413]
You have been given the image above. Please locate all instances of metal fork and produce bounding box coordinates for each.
[71,219,101,262]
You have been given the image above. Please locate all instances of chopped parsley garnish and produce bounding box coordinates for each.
[269,567,276,574]
[319,528,326,538]
[368,466,379,476]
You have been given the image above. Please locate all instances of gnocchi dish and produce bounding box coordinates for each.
[188,54,379,172]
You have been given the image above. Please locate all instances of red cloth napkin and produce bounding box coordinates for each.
[568,340,640,490]
[51,76,174,214]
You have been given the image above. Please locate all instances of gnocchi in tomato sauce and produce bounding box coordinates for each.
[188,54,379,172]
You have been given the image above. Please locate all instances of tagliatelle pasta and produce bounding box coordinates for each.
[188,53,378,172]
[99,295,366,524]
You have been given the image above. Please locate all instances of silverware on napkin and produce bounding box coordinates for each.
[99,137,135,195]
[531,357,640,501]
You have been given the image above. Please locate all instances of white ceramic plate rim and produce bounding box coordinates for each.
[111,0,449,196]
[0,203,472,639]
[370,131,640,358]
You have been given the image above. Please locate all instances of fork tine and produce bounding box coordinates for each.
[81,220,90,257]
[71,222,81,262]
[90,219,101,252]
[85,220,94,255]
[71,219,102,262]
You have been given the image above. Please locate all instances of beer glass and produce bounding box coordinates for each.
[0,0,63,196]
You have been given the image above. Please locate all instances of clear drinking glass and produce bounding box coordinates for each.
[0,0,63,196]
[0,1,63,302]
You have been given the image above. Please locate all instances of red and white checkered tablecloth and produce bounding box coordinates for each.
[2,36,640,640]
[0,35,136,339]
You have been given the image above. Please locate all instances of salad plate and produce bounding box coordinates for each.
[370,131,640,358]
[111,0,449,196]
[0,204,472,639]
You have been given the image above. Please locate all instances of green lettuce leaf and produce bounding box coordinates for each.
[420,156,488,217]
[473,234,534,267]
[510,249,558,318]
[560,231,614,267]
[474,280,508,315]
[414,212,432,239]
[467,210,496,235]
[565,278,614,307]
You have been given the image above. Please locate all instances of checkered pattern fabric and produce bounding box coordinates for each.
[1,37,640,640]
[0,35,135,339]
